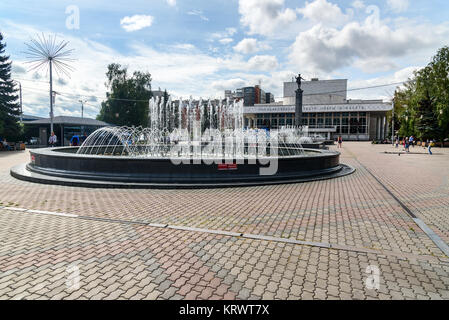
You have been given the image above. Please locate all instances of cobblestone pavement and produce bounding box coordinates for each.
[0,143,448,300]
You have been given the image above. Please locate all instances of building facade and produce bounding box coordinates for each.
[243,79,392,141]
[225,85,273,106]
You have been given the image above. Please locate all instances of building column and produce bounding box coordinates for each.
[385,118,390,142]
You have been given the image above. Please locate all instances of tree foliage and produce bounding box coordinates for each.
[97,63,152,127]
[393,46,449,141]
[0,32,21,141]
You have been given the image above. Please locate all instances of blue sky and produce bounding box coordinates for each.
[1,0,448,118]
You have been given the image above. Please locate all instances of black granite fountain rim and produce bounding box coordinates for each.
[30,147,341,161]
[11,163,355,189]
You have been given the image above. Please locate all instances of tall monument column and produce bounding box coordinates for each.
[295,74,304,127]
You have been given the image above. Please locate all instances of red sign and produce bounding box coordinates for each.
[218,164,238,171]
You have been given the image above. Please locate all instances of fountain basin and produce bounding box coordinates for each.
[11,147,355,188]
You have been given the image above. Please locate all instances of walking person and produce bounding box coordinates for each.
[428,139,434,155]
[48,132,57,147]
[337,136,343,149]
[409,136,415,148]
[395,137,399,148]
[405,137,410,153]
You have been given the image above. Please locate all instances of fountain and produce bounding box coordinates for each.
[11,97,354,188]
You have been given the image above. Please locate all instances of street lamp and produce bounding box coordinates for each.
[391,97,395,145]
[79,99,87,118]
[24,34,74,134]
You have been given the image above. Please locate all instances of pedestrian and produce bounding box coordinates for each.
[428,139,434,155]
[405,137,409,153]
[70,135,80,147]
[338,136,342,149]
[80,132,88,144]
[409,136,414,148]
[395,137,399,148]
[48,132,57,147]
[1,137,12,151]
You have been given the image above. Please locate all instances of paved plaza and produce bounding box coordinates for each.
[0,142,448,300]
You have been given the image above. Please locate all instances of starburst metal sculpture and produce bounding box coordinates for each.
[25,34,75,134]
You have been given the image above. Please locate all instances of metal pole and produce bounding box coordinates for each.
[79,100,86,118]
[392,98,395,146]
[19,82,23,124]
[49,59,54,134]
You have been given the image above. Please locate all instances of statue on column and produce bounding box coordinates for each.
[296,74,305,90]
[295,73,305,127]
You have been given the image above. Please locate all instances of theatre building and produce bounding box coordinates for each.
[243,79,392,141]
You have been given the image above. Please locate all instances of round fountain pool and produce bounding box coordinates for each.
[11,146,354,188]
[11,98,354,188]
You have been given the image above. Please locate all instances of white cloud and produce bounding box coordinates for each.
[247,55,278,71]
[219,38,233,44]
[166,0,176,7]
[297,0,353,27]
[211,78,247,91]
[187,10,209,21]
[387,0,409,13]
[233,38,271,54]
[289,6,449,74]
[348,66,420,100]
[120,15,154,32]
[238,0,297,36]
[226,28,238,36]
[352,0,365,9]
[353,57,398,73]
[211,28,238,40]
[171,43,196,51]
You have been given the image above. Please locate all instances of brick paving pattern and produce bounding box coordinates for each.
[0,143,448,300]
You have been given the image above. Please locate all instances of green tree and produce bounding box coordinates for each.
[429,46,449,141]
[97,63,152,127]
[394,46,449,142]
[0,32,21,141]
[393,80,417,138]
[413,66,441,140]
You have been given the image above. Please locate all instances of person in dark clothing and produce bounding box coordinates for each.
[70,135,80,147]
[80,133,88,144]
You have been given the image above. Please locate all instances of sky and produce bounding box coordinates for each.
[0,0,448,119]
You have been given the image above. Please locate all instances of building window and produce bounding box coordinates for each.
[350,118,359,134]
